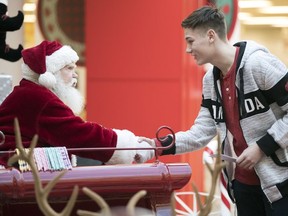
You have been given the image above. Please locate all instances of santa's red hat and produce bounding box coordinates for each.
[21,40,79,89]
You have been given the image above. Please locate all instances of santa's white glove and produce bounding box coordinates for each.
[106,129,138,165]
[134,137,156,163]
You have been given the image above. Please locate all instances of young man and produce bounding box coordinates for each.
[0,40,152,167]
[136,5,288,216]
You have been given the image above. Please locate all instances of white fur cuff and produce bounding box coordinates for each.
[105,129,137,165]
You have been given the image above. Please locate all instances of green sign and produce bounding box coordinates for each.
[212,0,238,39]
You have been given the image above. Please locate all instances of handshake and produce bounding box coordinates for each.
[134,136,158,163]
[106,128,175,165]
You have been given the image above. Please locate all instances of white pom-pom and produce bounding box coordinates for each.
[39,72,57,89]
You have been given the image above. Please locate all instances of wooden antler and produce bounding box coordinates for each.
[77,189,150,216]
[8,118,79,216]
[77,187,111,216]
[126,190,147,216]
[170,191,177,216]
[192,133,226,216]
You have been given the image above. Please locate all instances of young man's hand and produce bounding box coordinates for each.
[236,143,265,170]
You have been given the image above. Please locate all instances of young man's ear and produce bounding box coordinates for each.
[207,29,216,42]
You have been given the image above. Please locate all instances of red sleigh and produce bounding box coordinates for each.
[0,162,191,215]
[0,125,192,215]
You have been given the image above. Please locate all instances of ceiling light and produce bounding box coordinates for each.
[238,12,252,20]
[260,6,288,14]
[238,0,272,8]
[241,16,288,25]
[23,3,36,12]
[272,23,288,28]
[24,14,36,23]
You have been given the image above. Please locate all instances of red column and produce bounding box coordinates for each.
[85,0,206,208]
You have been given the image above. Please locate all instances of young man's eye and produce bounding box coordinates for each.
[187,40,193,45]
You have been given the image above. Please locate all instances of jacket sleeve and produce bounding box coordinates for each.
[174,106,217,154]
[174,71,218,155]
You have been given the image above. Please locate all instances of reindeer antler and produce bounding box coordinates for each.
[77,188,150,216]
[8,118,79,216]
[170,191,177,216]
[77,187,111,216]
[192,133,226,216]
[126,190,147,216]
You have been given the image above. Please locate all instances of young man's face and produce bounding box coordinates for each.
[59,62,78,87]
[184,28,213,65]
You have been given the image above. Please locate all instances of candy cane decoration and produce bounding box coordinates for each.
[220,173,232,215]
[203,139,232,216]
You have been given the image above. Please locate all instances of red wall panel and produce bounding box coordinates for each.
[85,0,206,204]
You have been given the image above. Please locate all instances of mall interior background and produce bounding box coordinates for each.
[1,0,287,211]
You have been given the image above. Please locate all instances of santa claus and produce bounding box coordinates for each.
[0,40,153,167]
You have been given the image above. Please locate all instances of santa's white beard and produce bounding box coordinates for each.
[53,76,84,115]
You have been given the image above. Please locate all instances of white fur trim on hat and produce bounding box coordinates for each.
[22,45,79,89]
[39,45,79,89]
[45,45,79,75]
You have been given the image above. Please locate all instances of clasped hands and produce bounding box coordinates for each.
[133,137,157,163]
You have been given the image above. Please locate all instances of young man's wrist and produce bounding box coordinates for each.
[153,135,176,155]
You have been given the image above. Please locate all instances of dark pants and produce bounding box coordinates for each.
[233,180,288,216]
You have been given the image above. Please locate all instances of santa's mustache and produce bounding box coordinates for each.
[71,78,78,87]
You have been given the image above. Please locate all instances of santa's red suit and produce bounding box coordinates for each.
[0,40,153,167]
